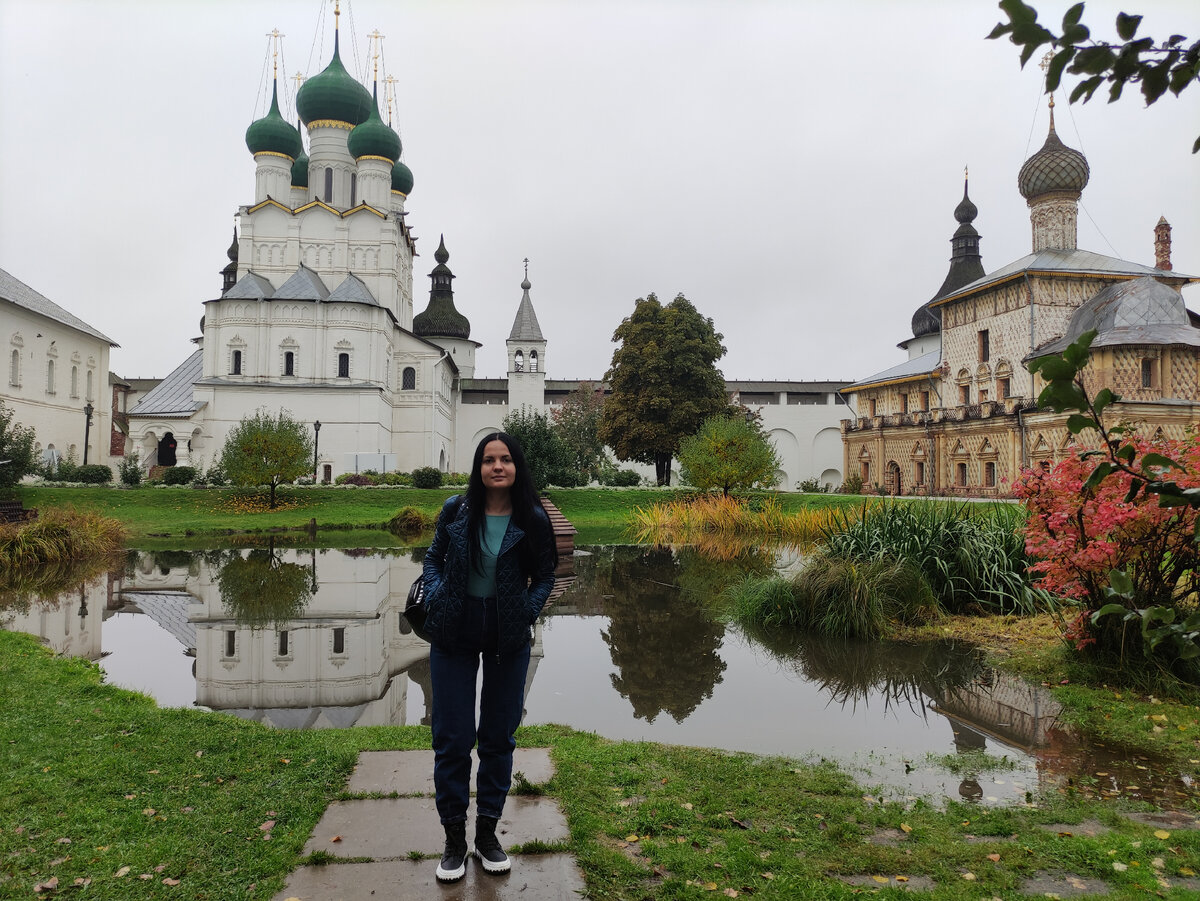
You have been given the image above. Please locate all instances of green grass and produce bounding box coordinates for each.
[14,485,866,543]
[4,629,1200,900]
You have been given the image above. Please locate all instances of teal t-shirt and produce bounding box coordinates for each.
[467,514,510,598]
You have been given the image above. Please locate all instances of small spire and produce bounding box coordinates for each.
[435,234,449,264]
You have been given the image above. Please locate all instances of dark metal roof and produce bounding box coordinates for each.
[128,350,204,417]
[328,273,377,305]
[1029,276,1200,359]
[933,249,1196,308]
[0,267,118,345]
[845,350,941,392]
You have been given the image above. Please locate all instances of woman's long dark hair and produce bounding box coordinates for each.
[465,432,558,576]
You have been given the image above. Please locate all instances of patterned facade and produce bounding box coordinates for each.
[842,112,1199,496]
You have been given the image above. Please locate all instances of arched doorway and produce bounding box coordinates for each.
[886,460,902,496]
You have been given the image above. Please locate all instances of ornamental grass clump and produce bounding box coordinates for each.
[0,507,125,570]
[725,550,938,639]
[630,493,859,546]
[823,501,1048,616]
[387,506,433,536]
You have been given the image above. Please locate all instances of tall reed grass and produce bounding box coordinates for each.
[0,507,126,570]
[822,501,1050,616]
[724,550,939,640]
[630,493,867,547]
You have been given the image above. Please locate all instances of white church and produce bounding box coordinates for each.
[127,27,848,488]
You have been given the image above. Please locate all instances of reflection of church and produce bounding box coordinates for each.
[124,17,849,488]
[841,102,1199,496]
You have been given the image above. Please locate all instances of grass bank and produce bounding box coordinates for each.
[15,485,863,544]
[3,629,1200,900]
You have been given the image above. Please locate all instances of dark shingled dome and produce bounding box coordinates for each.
[392,160,414,195]
[296,38,372,127]
[347,89,401,162]
[1018,116,1089,199]
[413,236,471,339]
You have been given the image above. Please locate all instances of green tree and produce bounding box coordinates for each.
[0,401,37,494]
[551,381,607,484]
[501,407,566,491]
[678,414,781,496]
[217,542,313,627]
[989,1,1200,152]
[218,409,313,508]
[599,293,728,486]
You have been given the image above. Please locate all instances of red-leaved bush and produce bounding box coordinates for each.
[1014,434,1200,658]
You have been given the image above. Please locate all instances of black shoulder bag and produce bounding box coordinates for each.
[402,496,463,642]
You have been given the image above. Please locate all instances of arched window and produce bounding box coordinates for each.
[338,353,350,378]
[86,369,93,401]
[513,350,524,372]
[324,167,333,204]
[46,359,55,394]
[9,349,18,387]
[350,173,357,206]
[71,365,79,397]
[284,351,294,376]
[402,366,416,390]
[231,349,242,375]
[529,350,539,373]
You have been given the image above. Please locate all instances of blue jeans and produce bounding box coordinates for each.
[430,596,531,825]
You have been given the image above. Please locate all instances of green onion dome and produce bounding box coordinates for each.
[391,159,414,195]
[245,81,302,160]
[296,36,372,127]
[347,88,401,162]
[291,138,310,188]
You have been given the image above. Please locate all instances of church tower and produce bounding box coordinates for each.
[506,265,546,412]
[1017,100,1090,252]
[413,236,478,377]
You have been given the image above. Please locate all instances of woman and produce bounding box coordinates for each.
[422,432,558,882]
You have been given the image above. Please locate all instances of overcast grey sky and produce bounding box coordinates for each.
[2,0,1198,385]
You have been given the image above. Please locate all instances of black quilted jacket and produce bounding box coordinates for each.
[422,495,556,655]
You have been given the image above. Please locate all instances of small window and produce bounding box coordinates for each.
[978,329,990,363]
[350,173,357,207]
[333,627,345,654]
[513,350,524,372]
[861,461,870,483]
[86,369,93,401]
[979,389,989,403]
[997,378,1010,400]
[224,630,236,657]
[868,398,877,417]
[324,167,333,204]
[984,461,996,488]
[915,460,925,485]
[70,365,79,398]
[231,349,242,375]
[920,390,929,411]
[9,349,18,387]
[284,351,294,377]
[1141,358,1154,388]
[530,350,539,373]
[402,366,416,390]
[899,394,908,414]
[958,384,969,405]
[1040,460,1052,474]
[337,353,350,378]
[956,462,968,487]
[46,359,55,394]
[278,630,289,656]
[322,463,332,483]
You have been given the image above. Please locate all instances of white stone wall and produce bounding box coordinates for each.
[2,300,112,469]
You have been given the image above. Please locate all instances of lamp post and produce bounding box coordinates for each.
[313,420,321,483]
[83,403,94,464]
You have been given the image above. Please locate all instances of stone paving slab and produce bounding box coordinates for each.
[303,796,570,859]
[272,854,586,901]
[347,748,555,795]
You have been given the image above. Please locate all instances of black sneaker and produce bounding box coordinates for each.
[474,815,511,874]
[436,822,468,882]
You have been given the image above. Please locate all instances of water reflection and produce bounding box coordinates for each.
[3,544,1196,808]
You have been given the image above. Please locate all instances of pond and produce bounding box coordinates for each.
[3,542,1194,808]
